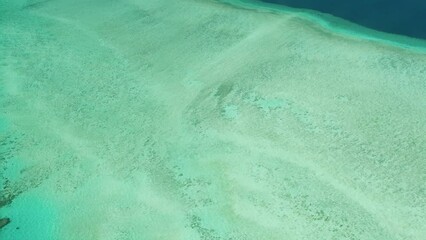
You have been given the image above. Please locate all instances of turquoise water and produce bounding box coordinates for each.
[1,190,59,240]
[260,0,426,39]
[1,0,426,239]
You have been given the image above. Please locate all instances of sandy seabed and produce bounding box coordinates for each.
[1,0,426,239]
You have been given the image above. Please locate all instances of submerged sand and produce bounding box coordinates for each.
[1,0,426,239]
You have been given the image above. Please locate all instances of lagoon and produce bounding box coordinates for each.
[1,0,426,239]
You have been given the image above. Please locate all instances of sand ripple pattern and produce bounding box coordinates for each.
[0,0,425,239]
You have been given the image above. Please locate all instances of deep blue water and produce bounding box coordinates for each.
[260,0,426,40]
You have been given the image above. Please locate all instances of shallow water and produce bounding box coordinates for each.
[1,0,426,239]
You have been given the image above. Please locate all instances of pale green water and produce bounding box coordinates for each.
[1,0,426,239]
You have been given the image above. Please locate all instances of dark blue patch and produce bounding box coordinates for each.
[260,0,426,40]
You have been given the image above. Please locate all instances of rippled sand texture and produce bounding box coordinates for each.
[1,0,426,239]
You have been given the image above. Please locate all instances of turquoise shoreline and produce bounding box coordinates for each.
[1,0,426,239]
[217,0,426,52]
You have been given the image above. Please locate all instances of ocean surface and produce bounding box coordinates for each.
[1,0,426,239]
[260,0,426,39]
